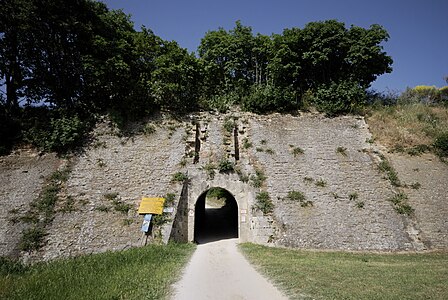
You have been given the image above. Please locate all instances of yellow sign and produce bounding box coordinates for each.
[138,197,165,215]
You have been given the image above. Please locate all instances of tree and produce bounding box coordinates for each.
[151,41,201,112]
[0,0,34,114]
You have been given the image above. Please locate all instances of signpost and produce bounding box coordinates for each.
[141,214,152,232]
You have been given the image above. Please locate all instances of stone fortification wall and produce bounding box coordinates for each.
[0,151,60,257]
[33,118,186,261]
[247,113,426,251]
[1,111,447,261]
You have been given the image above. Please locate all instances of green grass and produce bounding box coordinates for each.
[240,243,448,300]
[0,243,195,300]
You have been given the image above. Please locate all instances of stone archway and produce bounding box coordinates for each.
[194,187,238,244]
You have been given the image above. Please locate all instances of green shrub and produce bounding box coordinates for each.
[223,117,236,133]
[254,192,274,214]
[172,172,188,183]
[312,80,366,116]
[250,169,267,188]
[413,86,441,103]
[164,193,176,206]
[208,92,240,113]
[202,163,216,179]
[265,148,275,155]
[0,256,28,275]
[241,85,296,114]
[19,227,46,252]
[434,132,448,157]
[440,86,448,102]
[243,138,252,149]
[25,115,86,152]
[388,192,414,215]
[218,159,234,173]
[152,213,170,226]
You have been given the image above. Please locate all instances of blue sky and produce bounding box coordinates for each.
[101,0,447,92]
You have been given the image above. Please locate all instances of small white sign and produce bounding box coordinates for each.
[163,207,174,213]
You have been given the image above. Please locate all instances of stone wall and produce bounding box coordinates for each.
[247,113,421,250]
[1,111,447,261]
[0,150,61,257]
[29,118,186,261]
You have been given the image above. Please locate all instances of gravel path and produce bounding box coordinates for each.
[172,238,288,300]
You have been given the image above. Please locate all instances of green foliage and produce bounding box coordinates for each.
[285,190,313,207]
[152,213,170,226]
[303,176,314,183]
[388,192,414,215]
[241,85,296,114]
[397,86,443,104]
[207,187,230,200]
[312,80,366,116]
[201,162,216,179]
[250,169,267,188]
[171,172,188,183]
[1,3,393,153]
[19,227,46,252]
[103,192,119,201]
[164,193,176,206]
[0,257,28,275]
[291,146,304,157]
[99,193,131,214]
[243,138,252,149]
[378,157,401,186]
[265,148,275,155]
[218,159,235,173]
[223,117,236,133]
[254,192,274,214]
[24,115,87,152]
[434,132,448,157]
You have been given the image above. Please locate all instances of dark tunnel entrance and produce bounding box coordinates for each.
[194,187,238,244]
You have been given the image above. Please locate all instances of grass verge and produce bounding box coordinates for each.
[0,243,195,300]
[239,243,448,300]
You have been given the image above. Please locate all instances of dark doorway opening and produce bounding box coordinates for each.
[194,187,238,244]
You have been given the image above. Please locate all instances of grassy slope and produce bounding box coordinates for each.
[0,243,195,300]
[240,243,448,300]
[366,104,448,154]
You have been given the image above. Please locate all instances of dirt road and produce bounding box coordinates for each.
[171,238,288,300]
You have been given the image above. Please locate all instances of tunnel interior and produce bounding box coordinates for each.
[194,187,238,244]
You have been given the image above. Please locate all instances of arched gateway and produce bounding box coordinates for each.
[194,188,238,243]
[186,179,253,243]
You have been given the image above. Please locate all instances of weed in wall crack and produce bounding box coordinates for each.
[388,192,414,215]
[315,179,327,187]
[254,191,273,214]
[378,156,401,187]
[336,146,348,156]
